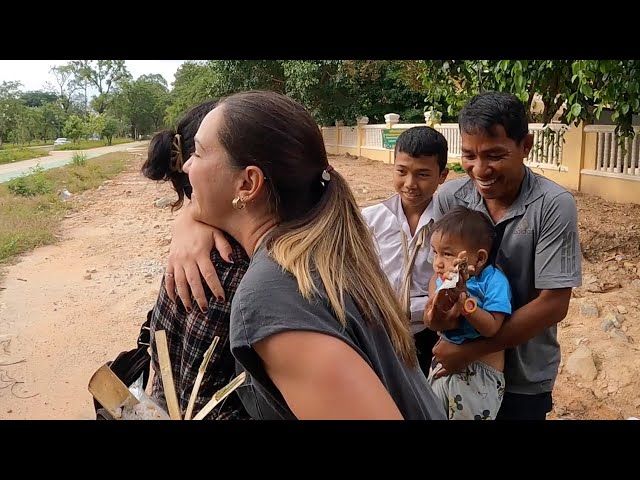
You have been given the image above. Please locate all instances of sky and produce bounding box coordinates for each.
[0,60,189,92]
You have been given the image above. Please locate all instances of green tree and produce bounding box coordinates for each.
[413,60,482,121]
[40,102,65,140]
[337,60,427,125]
[139,74,171,130]
[20,90,58,108]
[47,64,78,113]
[11,105,42,144]
[165,61,286,126]
[0,81,23,145]
[112,74,170,137]
[558,60,638,138]
[164,60,428,128]
[63,115,85,142]
[208,60,285,93]
[69,60,132,114]
[101,116,119,145]
[87,114,105,139]
[68,91,90,116]
[165,61,217,125]
[416,60,640,139]
[283,60,351,125]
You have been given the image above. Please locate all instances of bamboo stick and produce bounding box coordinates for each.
[193,372,247,420]
[155,330,182,420]
[184,336,220,420]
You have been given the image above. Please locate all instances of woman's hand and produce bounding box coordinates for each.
[164,205,233,312]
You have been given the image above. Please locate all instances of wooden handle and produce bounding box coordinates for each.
[154,330,182,420]
[184,336,220,420]
[193,372,246,420]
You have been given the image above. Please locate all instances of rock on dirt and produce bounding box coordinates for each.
[565,345,598,381]
[154,196,175,208]
[580,302,599,317]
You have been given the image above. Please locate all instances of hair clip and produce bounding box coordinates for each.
[321,164,334,182]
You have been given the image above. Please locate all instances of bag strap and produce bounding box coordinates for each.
[137,310,153,349]
[399,220,433,319]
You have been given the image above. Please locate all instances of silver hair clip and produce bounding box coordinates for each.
[321,164,334,186]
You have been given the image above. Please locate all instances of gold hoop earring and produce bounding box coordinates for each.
[232,196,246,210]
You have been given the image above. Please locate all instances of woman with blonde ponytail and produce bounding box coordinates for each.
[175,90,445,420]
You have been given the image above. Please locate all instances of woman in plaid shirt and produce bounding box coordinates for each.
[142,100,251,420]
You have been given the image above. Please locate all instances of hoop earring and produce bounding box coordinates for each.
[232,196,246,210]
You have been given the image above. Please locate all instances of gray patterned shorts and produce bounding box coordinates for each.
[428,359,505,420]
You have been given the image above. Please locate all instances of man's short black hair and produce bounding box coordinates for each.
[459,91,529,143]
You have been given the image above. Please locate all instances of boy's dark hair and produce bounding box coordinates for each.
[431,206,494,252]
[142,100,218,210]
[394,126,448,172]
[458,91,529,144]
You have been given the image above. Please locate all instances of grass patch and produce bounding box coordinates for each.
[447,162,465,173]
[0,189,66,261]
[6,165,54,197]
[0,148,50,165]
[0,152,131,264]
[71,152,88,166]
[53,137,133,151]
[0,141,52,150]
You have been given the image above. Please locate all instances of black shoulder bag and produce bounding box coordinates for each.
[93,310,153,420]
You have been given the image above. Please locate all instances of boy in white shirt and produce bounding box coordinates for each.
[361,126,449,373]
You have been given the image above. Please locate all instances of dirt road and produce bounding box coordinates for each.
[0,153,639,420]
[0,148,171,419]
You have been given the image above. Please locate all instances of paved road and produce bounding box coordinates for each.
[0,141,149,183]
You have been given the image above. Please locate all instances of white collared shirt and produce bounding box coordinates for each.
[361,194,435,334]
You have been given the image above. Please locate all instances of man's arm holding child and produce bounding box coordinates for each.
[434,193,579,375]
[464,307,505,339]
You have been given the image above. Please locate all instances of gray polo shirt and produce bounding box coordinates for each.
[433,167,582,394]
[230,244,447,420]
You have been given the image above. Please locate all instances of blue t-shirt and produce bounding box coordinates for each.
[435,264,512,345]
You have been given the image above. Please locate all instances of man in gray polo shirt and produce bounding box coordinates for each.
[430,91,582,420]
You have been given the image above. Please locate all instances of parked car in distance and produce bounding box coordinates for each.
[54,138,71,146]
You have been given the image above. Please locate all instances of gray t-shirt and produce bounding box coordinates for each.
[229,244,446,420]
[433,167,582,395]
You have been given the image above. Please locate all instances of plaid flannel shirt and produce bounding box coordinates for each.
[149,236,251,420]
